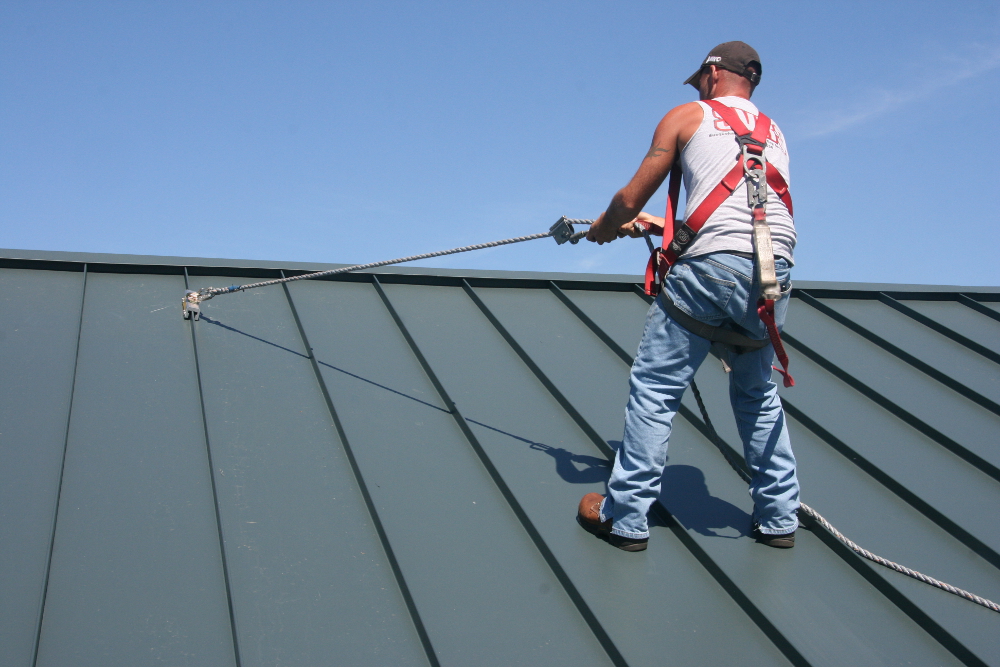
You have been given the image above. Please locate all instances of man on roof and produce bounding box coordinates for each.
[578,42,799,551]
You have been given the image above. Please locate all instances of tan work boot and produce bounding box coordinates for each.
[577,493,648,552]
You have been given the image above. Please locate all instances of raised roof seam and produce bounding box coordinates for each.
[779,398,1000,571]
[184,267,244,667]
[460,280,613,457]
[780,332,1000,484]
[31,265,87,667]
[876,293,1000,365]
[957,294,1000,324]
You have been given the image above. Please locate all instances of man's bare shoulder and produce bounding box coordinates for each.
[657,101,704,130]
[652,101,704,150]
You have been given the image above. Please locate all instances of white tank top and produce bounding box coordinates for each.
[678,96,796,263]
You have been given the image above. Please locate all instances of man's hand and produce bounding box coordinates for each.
[589,212,671,244]
[618,212,666,238]
[586,212,620,244]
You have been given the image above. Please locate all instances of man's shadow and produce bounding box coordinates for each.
[528,443,611,485]
[652,463,751,538]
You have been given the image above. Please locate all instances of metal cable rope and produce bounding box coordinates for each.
[689,381,1000,614]
[190,218,594,303]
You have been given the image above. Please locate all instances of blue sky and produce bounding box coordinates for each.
[2,1,998,285]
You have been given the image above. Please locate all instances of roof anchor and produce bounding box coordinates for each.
[183,286,241,319]
[182,290,202,320]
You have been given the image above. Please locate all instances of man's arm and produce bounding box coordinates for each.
[587,102,703,244]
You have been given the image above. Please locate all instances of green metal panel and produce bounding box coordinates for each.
[818,299,1000,405]
[287,279,612,667]
[34,272,237,667]
[689,351,1000,664]
[897,300,1000,353]
[664,415,966,667]
[189,275,430,667]
[783,302,1000,475]
[0,268,84,667]
[556,286,649,358]
[777,351,1000,555]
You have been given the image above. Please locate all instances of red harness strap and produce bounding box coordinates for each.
[644,99,796,387]
[644,165,682,295]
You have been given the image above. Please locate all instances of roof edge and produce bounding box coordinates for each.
[1,247,998,295]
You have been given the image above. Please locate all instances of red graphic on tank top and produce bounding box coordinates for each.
[712,109,782,145]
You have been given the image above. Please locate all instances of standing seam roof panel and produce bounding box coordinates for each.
[686,348,1000,663]
[189,274,429,667]
[0,268,85,667]
[35,273,238,667]
[817,299,1000,405]
[782,303,1000,475]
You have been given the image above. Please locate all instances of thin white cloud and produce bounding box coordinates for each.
[801,43,1000,139]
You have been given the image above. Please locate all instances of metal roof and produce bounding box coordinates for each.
[2,247,998,667]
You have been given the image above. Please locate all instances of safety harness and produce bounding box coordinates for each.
[643,99,795,387]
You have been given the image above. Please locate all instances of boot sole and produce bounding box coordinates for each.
[577,516,648,552]
[754,530,795,548]
[758,537,794,548]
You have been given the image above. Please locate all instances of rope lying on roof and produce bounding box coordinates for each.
[689,381,1000,614]
[184,218,593,313]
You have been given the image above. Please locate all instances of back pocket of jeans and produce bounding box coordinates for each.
[666,266,736,321]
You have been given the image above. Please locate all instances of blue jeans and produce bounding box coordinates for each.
[600,252,799,539]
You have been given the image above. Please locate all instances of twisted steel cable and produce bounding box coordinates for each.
[688,381,999,614]
[193,219,594,301]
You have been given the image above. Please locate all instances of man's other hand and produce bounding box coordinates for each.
[618,212,666,238]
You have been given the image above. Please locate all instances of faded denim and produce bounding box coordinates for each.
[600,252,799,539]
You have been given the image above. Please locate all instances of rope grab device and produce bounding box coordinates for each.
[181,216,591,320]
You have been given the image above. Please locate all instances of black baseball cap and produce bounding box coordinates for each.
[683,41,762,87]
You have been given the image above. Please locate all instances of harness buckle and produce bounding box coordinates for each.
[742,144,768,210]
[737,135,766,156]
